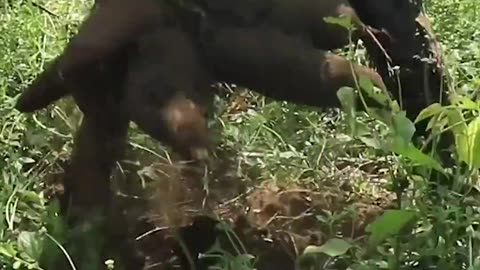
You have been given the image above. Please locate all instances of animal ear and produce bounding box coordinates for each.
[57,0,162,74]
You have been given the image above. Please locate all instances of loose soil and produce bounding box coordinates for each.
[105,150,396,270]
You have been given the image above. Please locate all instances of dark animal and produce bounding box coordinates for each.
[15,0,162,113]
[348,0,422,63]
[201,26,387,109]
[17,0,212,161]
[126,25,214,161]
[12,1,444,269]
[26,4,214,266]
[16,1,445,154]
[15,0,399,158]
[57,24,216,213]
[43,24,215,270]
[198,0,443,123]
[199,0,422,62]
[52,47,134,269]
[203,0,443,122]
[14,0,444,208]
[13,0,443,210]
[198,0,360,50]
[16,0,431,114]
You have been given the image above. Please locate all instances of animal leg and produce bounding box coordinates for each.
[203,27,387,109]
[15,0,163,113]
[126,26,214,161]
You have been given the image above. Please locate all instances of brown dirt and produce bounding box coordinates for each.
[105,151,396,270]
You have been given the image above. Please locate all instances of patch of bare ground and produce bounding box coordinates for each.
[113,151,397,270]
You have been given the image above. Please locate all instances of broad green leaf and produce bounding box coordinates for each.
[392,111,416,142]
[388,136,445,174]
[415,103,443,123]
[446,109,469,165]
[368,108,393,126]
[465,116,480,169]
[17,231,44,261]
[0,243,17,258]
[451,96,479,110]
[358,74,375,91]
[303,238,353,257]
[390,100,401,113]
[358,75,391,108]
[359,136,383,150]
[366,210,417,247]
[20,191,44,205]
[426,111,448,132]
[323,16,353,30]
[12,260,22,269]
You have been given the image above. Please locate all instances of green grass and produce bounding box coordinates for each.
[2,0,480,269]
[0,1,91,269]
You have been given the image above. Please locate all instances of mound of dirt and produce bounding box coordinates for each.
[125,158,396,270]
